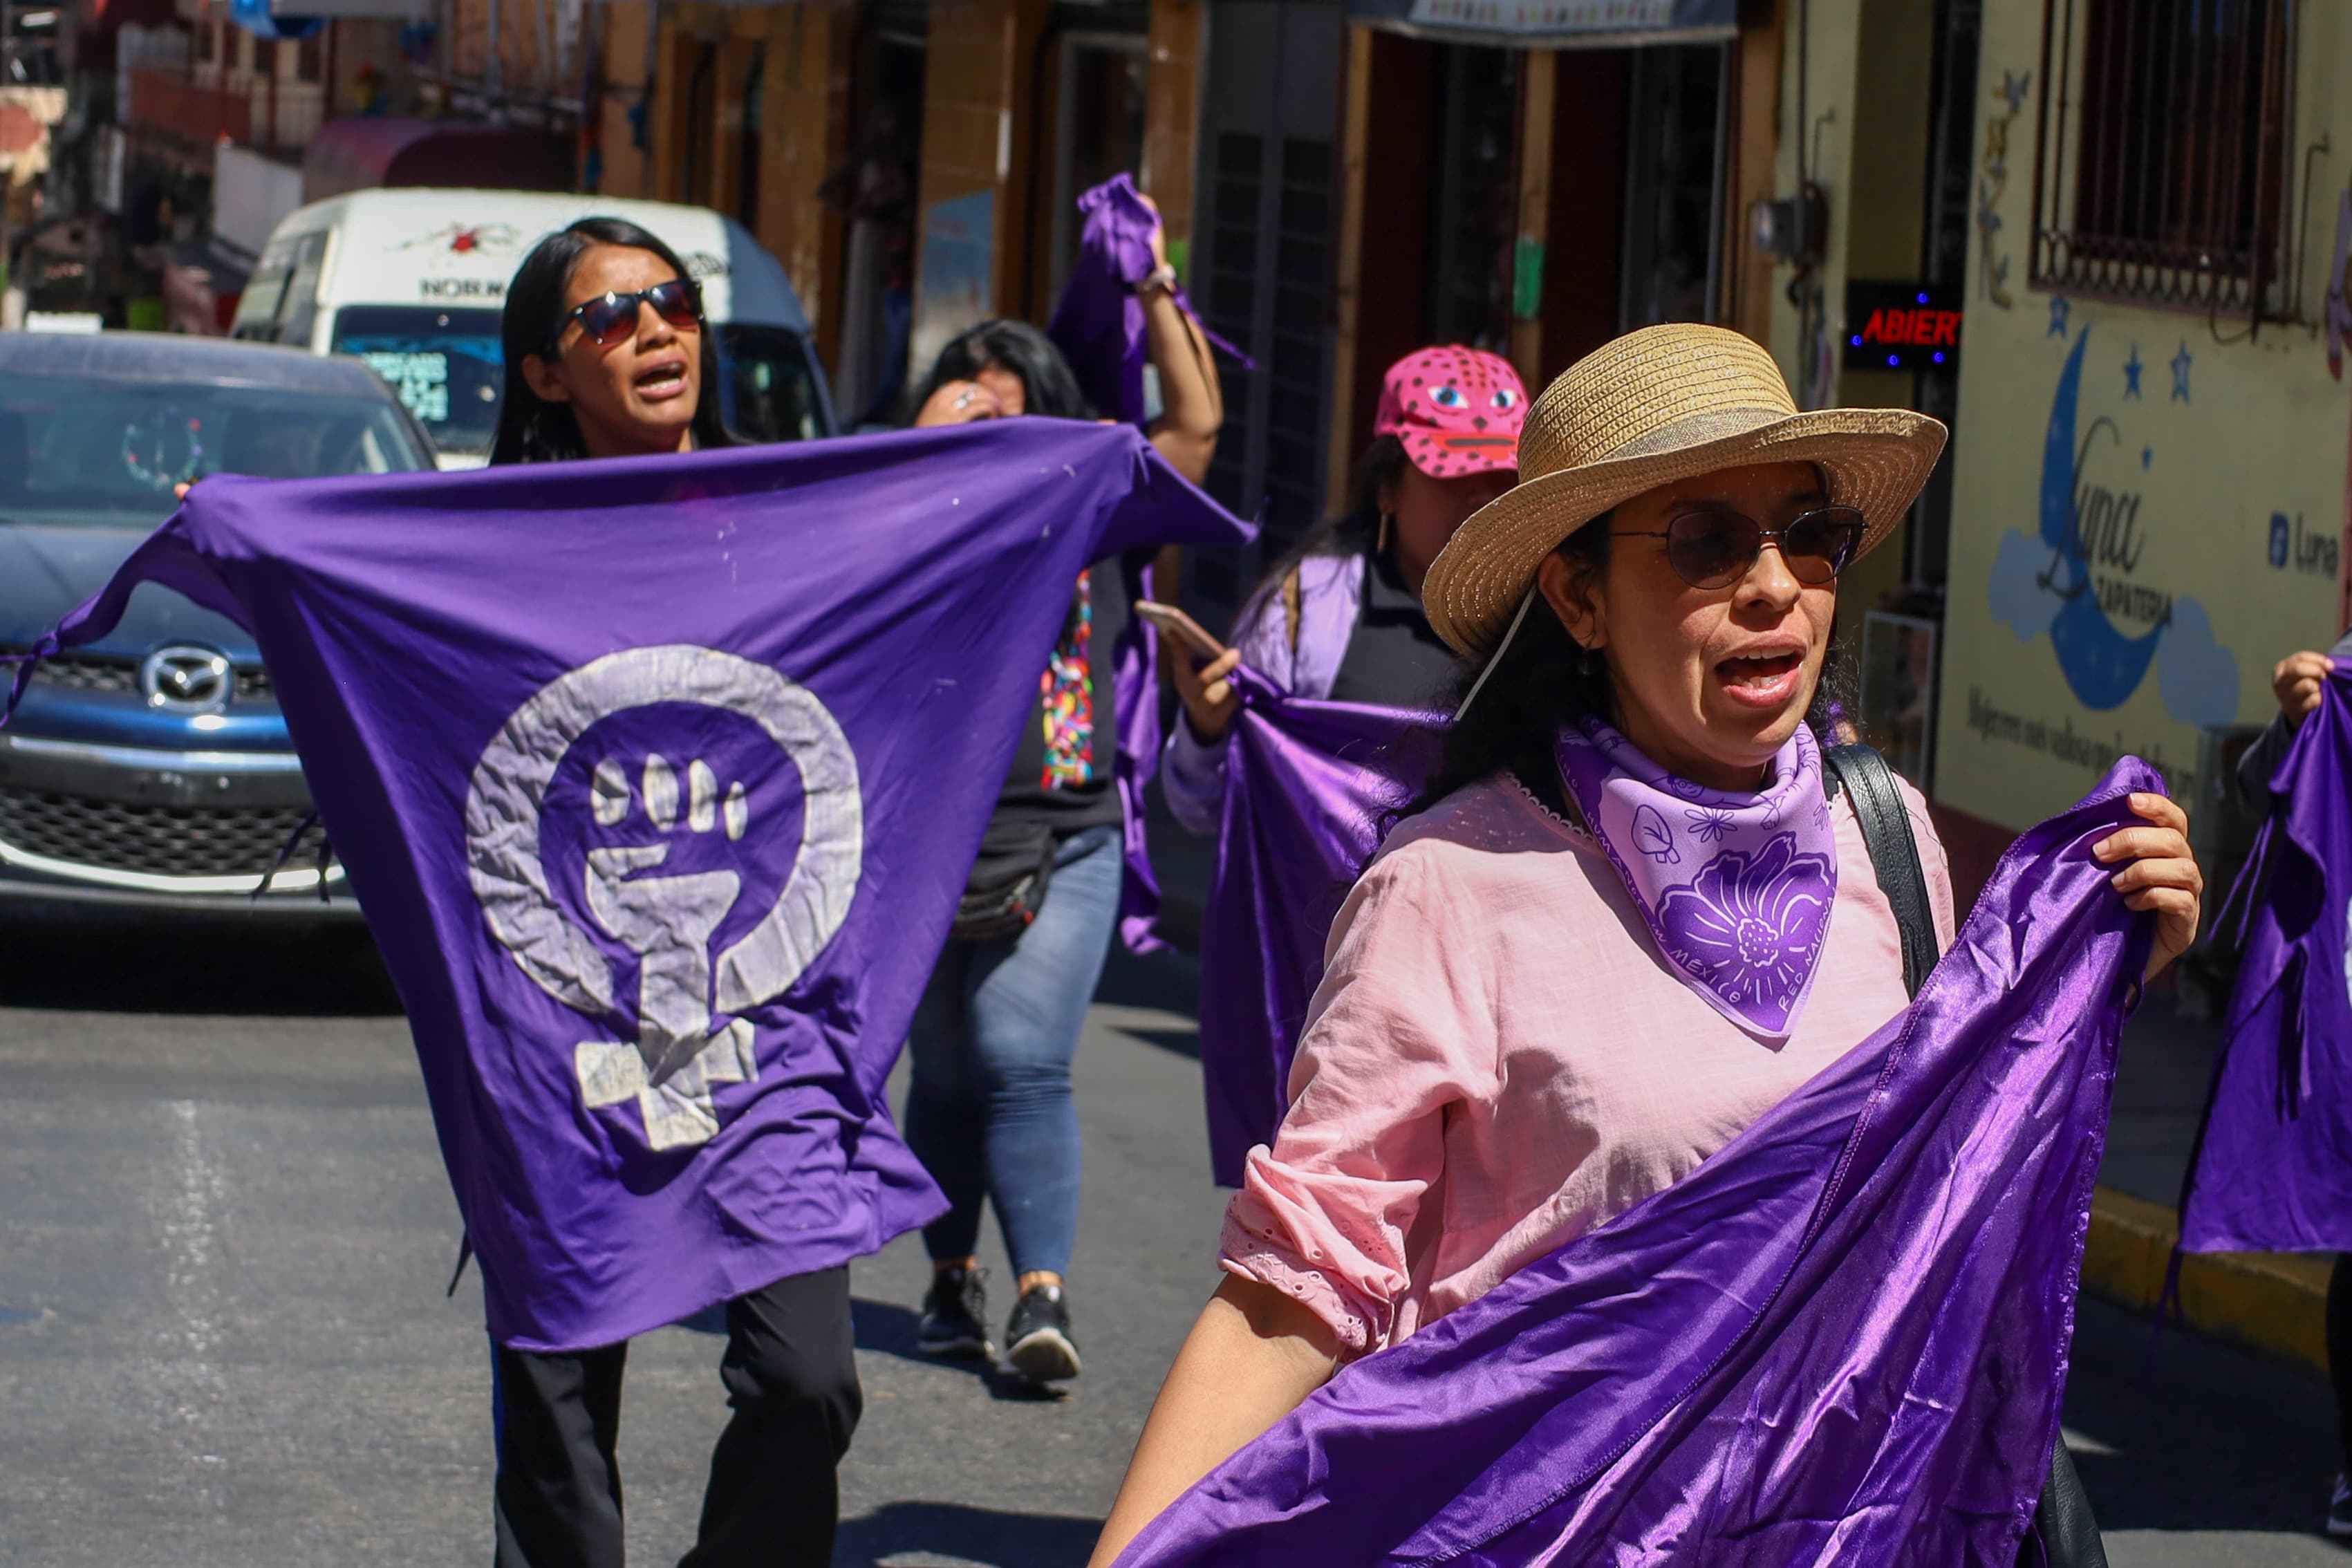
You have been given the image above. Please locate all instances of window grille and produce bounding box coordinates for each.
[2029,0,2295,319]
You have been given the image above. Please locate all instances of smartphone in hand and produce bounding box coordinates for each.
[1135,600,1226,662]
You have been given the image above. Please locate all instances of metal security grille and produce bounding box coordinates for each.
[0,788,324,881]
[1193,0,1344,608]
[1261,138,1335,541]
[3,649,272,702]
[2030,0,2294,317]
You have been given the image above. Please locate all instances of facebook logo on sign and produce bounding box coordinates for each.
[2270,513,2291,570]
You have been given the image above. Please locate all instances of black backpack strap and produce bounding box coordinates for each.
[1822,743,1936,999]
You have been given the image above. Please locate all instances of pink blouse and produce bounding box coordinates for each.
[1220,769,1958,1359]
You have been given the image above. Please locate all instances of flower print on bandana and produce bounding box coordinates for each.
[1686,806,1738,844]
[1656,834,1834,1012]
[1557,716,1839,1039]
[1038,571,1096,789]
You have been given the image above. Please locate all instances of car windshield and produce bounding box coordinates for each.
[0,371,432,528]
[330,304,506,459]
[718,324,828,445]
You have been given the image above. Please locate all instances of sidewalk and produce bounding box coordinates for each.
[1143,785,2333,1379]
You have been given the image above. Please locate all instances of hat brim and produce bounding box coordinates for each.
[1422,407,1948,660]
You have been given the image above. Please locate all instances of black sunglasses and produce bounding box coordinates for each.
[552,277,702,349]
[1613,505,1865,590]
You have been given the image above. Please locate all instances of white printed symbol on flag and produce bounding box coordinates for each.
[465,646,864,1150]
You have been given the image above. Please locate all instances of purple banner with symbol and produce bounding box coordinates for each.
[3,421,1249,1352]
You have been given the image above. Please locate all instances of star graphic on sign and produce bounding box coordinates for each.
[2123,344,2143,399]
[2048,295,2071,337]
[2170,341,2193,402]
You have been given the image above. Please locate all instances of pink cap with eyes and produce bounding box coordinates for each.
[1372,346,1528,479]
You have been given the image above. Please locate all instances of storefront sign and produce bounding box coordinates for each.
[1347,0,1735,45]
[1844,281,1963,371]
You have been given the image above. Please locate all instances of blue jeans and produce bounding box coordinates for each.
[905,823,1122,1280]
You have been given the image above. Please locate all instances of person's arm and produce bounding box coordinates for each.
[1132,195,1222,487]
[1088,1276,1339,1566]
[1094,848,1488,1558]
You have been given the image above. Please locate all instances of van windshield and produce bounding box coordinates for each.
[330,305,505,460]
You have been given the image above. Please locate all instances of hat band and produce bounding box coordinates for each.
[1600,405,1790,463]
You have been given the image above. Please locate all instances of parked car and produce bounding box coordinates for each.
[230,188,839,467]
[0,332,436,913]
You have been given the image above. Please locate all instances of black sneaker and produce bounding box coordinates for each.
[1005,1283,1081,1383]
[916,1264,992,1359]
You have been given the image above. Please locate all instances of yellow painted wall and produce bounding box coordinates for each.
[1934,0,2352,830]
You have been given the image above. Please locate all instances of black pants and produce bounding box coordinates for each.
[491,1265,861,1568]
[2331,1253,2352,1462]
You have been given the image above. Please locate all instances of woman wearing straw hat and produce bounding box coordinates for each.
[1089,324,2203,1564]
[1158,345,1526,825]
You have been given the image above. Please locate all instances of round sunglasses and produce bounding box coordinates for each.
[552,277,703,350]
[1613,504,1865,590]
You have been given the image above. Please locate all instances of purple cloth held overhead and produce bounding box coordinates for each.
[2179,662,2352,1254]
[1119,760,2160,1568]
[1045,172,1247,429]
[1197,666,1441,1186]
[4,422,1247,1354]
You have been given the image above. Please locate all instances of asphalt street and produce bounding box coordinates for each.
[0,907,2344,1567]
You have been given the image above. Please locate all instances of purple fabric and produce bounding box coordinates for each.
[1112,557,1166,953]
[1197,666,1442,1186]
[1118,759,2160,1568]
[1045,172,1249,429]
[1558,718,1838,1040]
[1043,172,1249,953]
[2179,661,2352,1254]
[3,422,1246,1352]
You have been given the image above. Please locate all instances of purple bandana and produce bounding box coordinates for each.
[1556,718,1836,1039]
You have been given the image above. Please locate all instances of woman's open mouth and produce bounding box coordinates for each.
[633,357,690,402]
[1713,648,1806,710]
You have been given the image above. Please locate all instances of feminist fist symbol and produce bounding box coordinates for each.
[584,754,752,1085]
[466,647,864,1153]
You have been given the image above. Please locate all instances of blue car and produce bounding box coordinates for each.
[0,332,436,913]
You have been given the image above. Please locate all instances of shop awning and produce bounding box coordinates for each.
[1345,0,1736,46]
[301,117,577,205]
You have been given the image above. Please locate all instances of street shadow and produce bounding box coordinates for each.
[850,1296,1066,1403]
[833,1500,1102,1568]
[2061,1298,2346,1540]
[0,903,402,1016]
[1093,944,1203,1060]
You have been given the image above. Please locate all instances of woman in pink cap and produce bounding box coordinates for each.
[1158,346,1527,829]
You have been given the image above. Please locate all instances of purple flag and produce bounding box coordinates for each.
[1118,760,2160,1567]
[4,422,1247,1352]
[1197,667,1441,1185]
[1045,172,1248,429]
[2179,663,2352,1253]
[1045,172,1251,955]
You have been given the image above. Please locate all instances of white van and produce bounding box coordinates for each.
[230,189,837,468]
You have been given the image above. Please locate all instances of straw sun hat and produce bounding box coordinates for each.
[1421,323,1948,660]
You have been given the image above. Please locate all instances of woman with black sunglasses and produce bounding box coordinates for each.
[489,217,734,465]
[479,218,858,1568]
[1091,324,2201,1565]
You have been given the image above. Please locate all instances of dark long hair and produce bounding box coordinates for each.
[912,319,1094,422]
[1409,516,1854,815]
[487,218,734,467]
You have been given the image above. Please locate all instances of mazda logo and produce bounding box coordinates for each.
[139,646,234,713]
